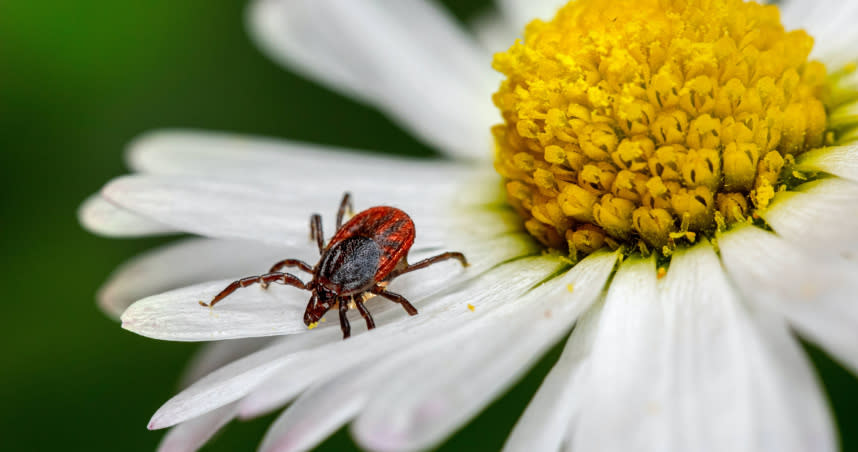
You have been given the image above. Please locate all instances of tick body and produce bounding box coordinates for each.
[200,193,468,339]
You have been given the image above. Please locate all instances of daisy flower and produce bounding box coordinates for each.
[80,0,858,451]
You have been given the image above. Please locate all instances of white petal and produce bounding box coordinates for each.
[121,278,310,341]
[78,194,174,237]
[122,233,535,343]
[351,327,500,452]
[760,178,858,254]
[101,175,351,247]
[564,256,664,450]
[247,0,496,160]
[126,130,462,179]
[569,243,835,452]
[795,144,858,183]
[147,254,560,430]
[780,0,858,67]
[496,0,565,33]
[101,172,512,247]
[353,252,617,452]
[256,255,564,451]
[124,130,507,218]
[148,333,332,430]
[158,338,274,452]
[235,234,541,418]
[503,303,604,452]
[157,403,237,452]
[719,225,858,374]
[741,315,837,452]
[388,235,540,305]
[179,338,274,388]
[99,238,306,319]
[259,364,379,452]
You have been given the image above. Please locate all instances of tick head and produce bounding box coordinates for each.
[303,288,335,326]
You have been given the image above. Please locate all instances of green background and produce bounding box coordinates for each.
[0,0,855,451]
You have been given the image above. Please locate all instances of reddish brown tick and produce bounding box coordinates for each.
[200,193,468,339]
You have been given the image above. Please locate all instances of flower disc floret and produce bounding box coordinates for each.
[492,0,828,256]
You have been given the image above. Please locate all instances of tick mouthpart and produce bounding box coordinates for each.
[303,309,322,326]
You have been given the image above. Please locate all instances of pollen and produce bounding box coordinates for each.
[493,0,828,256]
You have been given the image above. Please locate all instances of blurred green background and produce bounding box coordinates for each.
[0,0,855,451]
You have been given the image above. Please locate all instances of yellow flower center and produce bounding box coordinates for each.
[492,0,829,257]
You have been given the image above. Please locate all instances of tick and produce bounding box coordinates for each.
[199,193,468,339]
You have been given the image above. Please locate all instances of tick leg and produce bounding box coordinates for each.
[336,192,353,229]
[389,252,469,279]
[262,258,314,288]
[267,259,314,276]
[200,272,306,308]
[338,298,351,339]
[310,213,324,253]
[371,287,418,316]
[354,296,376,331]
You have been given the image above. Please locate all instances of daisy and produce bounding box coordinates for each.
[79,0,858,451]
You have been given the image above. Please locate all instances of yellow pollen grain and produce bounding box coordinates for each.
[657,267,668,279]
[467,303,475,312]
[493,0,828,257]
[307,322,319,330]
[566,283,575,293]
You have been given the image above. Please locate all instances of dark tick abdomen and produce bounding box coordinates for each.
[318,236,383,293]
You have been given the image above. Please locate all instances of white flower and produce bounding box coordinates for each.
[80,1,858,452]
